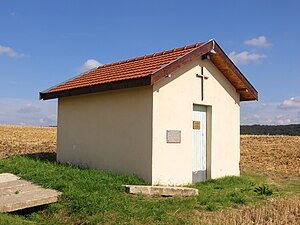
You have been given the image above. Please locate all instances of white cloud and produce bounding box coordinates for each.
[241,101,300,125]
[229,51,267,65]
[244,36,272,47]
[0,45,26,58]
[0,98,57,126]
[279,96,300,109]
[79,59,102,73]
[17,104,41,114]
[274,115,292,125]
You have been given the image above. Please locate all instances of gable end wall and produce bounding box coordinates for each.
[152,57,240,185]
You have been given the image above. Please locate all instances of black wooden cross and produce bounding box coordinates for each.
[196,67,209,101]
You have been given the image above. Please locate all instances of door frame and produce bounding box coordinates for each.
[192,104,212,183]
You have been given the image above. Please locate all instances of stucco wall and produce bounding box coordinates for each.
[57,86,153,183]
[57,57,240,185]
[152,57,240,185]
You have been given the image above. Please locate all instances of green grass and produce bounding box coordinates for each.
[0,213,31,225]
[189,175,272,211]
[0,155,284,224]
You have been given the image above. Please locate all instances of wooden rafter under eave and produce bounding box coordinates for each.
[150,40,258,101]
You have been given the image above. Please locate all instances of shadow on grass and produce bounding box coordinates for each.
[10,204,48,216]
[21,152,56,163]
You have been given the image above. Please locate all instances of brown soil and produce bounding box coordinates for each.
[240,135,300,176]
[0,125,56,159]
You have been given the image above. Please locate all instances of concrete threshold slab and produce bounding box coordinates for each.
[0,173,61,212]
[124,185,198,197]
[0,173,20,183]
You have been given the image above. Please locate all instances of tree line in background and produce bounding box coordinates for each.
[241,124,300,136]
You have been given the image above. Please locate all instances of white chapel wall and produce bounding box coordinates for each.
[152,57,240,185]
[57,86,153,183]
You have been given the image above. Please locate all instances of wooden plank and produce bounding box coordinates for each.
[0,173,61,212]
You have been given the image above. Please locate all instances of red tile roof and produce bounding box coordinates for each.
[40,40,258,101]
[44,42,204,94]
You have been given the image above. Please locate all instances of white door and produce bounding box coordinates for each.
[192,105,207,182]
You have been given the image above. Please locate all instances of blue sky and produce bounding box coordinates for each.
[0,0,299,126]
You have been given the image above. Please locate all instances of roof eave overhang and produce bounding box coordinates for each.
[211,41,258,101]
[39,76,151,100]
[150,40,258,101]
[150,41,213,84]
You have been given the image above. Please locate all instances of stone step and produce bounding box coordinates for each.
[124,185,198,197]
[0,173,61,212]
[0,180,27,190]
[0,181,43,197]
[0,173,20,183]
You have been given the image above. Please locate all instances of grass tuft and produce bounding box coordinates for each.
[254,184,273,196]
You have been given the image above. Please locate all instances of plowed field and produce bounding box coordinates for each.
[0,125,56,159]
[241,135,300,176]
[1,125,300,177]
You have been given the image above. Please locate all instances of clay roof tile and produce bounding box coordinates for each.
[43,42,204,94]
